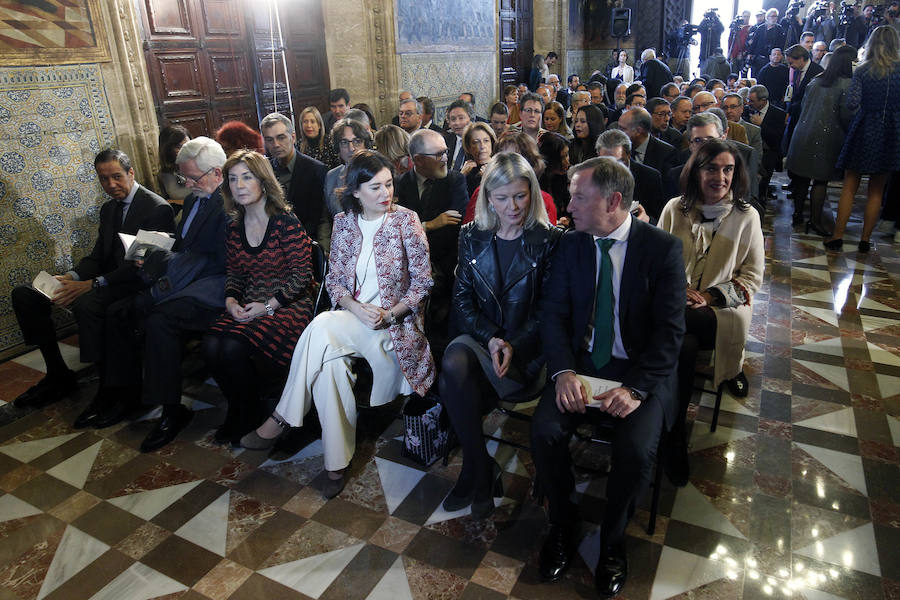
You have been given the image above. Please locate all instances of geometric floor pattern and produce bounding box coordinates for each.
[1,180,899,599]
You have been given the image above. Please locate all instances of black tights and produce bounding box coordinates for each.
[676,306,717,433]
[439,343,495,497]
[202,334,284,437]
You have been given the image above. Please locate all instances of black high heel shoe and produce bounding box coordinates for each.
[471,460,504,520]
[239,412,290,450]
[858,240,871,253]
[823,238,843,251]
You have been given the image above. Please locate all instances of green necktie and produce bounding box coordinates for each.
[591,238,616,370]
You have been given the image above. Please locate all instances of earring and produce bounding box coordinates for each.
[489,204,496,212]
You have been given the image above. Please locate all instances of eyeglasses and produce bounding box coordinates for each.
[693,101,716,112]
[521,107,542,115]
[690,136,716,145]
[339,138,365,148]
[176,166,215,186]
[417,149,448,159]
[653,111,672,118]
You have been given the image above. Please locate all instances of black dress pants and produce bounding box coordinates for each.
[530,353,665,548]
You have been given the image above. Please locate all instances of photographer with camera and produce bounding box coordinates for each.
[698,9,726,67]
[666,19,696,77]
[729,10,753,75]
[749,9,787,77]
[782,0,808,47]
[805,0,837,45]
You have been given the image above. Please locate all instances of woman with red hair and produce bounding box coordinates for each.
[215,121,264,157]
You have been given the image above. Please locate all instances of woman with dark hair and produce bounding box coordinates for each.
[659,139,764,478]
[610,50,634,83]
[440,152,561,518]
[537,132,571,224]
[203,150,316,445]
[503,85,521,124]
[461,121,498,196]
[242,150,434,499]
[542,101,573,140]
[569,104,606,165]
[298,106,339,169]
[157,125,191,203]
[785,45,857,236]
[828,25,900,252]
[215,121,264,157]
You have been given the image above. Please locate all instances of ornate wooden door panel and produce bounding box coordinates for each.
[499,0,534,88]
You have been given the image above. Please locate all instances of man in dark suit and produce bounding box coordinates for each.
[396,129,468,352]
[260,112,328,242]
[322,88,350,133]
[533,157,685,597]
[418,96,444,133]
[756,47,790,109]
[11,149,174,411]
[747,84,787,204]
[638,48,674,109]
[618,107,676,176]
[647,97,684,147]
[782,44,825,223]
[96,138,229,449]
[444,99,474,172]
[595,129,667,222]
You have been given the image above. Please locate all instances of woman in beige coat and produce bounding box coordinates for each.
[659,139,764,466]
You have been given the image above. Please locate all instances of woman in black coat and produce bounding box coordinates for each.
[439,152,562,519]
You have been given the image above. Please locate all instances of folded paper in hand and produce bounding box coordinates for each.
[576,374,622,407]
[32,271,62,300]
[119,230,175,260]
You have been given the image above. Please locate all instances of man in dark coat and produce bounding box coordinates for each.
[11,149,174,412]
[638,48,674,108]
[533,156,685,598]
[746,84,787,204]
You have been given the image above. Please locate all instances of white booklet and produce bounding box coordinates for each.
[32,270,62,300]
[119,229,175,260]
[575,374,622,407]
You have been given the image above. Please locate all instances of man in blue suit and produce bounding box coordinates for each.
[532,157,686,598]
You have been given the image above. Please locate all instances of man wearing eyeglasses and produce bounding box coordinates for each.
[10,149,174,411]
[260,112,327,242]
[618,107,676,176]
[92,137,229,446]
[686,91,749,147]
[397,129,468,351]
[321,118,374,250]
[646,97,683,148]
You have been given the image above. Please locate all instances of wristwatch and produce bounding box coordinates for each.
[388,310,399,325]
[264,302,275,316]
[91,278,101,289]
[626,387,644,402]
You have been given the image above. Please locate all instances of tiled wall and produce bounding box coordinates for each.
[0,65,115,354]
[399,53,497,124]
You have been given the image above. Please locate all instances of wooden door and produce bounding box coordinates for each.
[499,0,534,88]
[138,0,258,136]
[247,0,330,126]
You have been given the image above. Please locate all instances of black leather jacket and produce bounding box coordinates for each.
[452,222,562,376]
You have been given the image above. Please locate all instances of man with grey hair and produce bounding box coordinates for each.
[532,155,685,598]
[110,136,230,451]
[690,91,749,145]
[618,106,675,175]
[568,90,591,125]
[638,48,673,108]
[596,129,666,221]
[397,97,423,133]
[261,112,327,241]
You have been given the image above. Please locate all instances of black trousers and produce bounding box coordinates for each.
[132,297,221,406]
[676,306,717,425]
[12,284,138,367]
[530,353,665,548]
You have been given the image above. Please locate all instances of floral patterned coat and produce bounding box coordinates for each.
[325,206,435,395]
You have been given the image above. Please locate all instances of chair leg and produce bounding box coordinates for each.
[647,440,664,536]
[710,382,724,432]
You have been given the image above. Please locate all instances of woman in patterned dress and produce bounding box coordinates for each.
[242,150,435,500]
[828,26,900,252]
[202,150,316,445]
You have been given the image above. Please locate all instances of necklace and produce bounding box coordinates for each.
[353,213,386,299]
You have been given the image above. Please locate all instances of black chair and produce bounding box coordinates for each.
[310,240,330,315]
[694,350,725,432]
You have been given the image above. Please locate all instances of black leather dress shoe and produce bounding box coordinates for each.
[15,371,78,409]
[73,395,107,429]
[141,405,193,453]
[595,543,628,598]
[92,400,135,429]
[539,524,574,582]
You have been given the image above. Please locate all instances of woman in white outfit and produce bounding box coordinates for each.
[241,150,435,499]
[610,50,635,84]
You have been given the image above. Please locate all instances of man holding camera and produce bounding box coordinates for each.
[749,9,787,77]
[805,1,837,45]
[728,10,753,75]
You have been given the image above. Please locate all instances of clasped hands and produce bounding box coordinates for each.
[686,288,713,309]
[226,298,276,323]
[349,300,393,330]
[488,337,513,378]
[554,371,640,418]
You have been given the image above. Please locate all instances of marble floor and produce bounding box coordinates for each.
[0,184,899,600]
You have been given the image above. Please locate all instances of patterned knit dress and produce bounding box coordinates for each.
[207,212,315,367]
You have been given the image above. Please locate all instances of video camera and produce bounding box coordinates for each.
[786,0,806,19]
[730,14,745,32]
[699,8,721,29]
[838,0,857,27]
[809,0,830,19]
